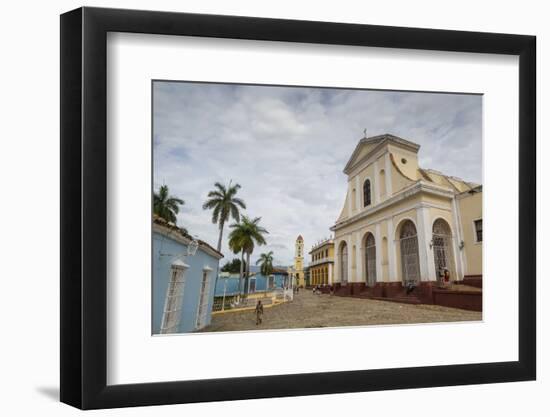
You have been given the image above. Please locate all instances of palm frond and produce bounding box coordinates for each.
[211,204,221,224]
[206,190,224,199]
[153,185,183,224]
[213,182,226,194]
[231,197,246,209]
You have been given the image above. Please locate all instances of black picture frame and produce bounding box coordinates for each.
[60,6,536,410]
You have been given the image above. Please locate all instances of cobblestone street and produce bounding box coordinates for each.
[202,290,482,332]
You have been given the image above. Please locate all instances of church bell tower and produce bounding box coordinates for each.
[294,235,305,287]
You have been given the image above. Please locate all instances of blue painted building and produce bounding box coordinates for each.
[214,268,290,297]
[152,216,223,334]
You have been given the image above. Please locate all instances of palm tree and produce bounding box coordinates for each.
[228,216,268,299]
[256,251,274,277]
[153,185,184,223]
[202,181,246,252]
[228,229,248,300]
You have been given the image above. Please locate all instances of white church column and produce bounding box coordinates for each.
[374,160,380,204]
[347,182,353,218]
[384,152,393,197]
[355,232,362,282]
[387,217,397,281]
[451,196,465,280]
[347,233,353,282]
[355,176,361,212]
[416,205,436,281]
[375,223,383,283]
[333,240,340,283]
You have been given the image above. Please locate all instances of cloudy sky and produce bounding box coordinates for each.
[153,81,482,267]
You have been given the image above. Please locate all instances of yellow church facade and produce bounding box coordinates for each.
[331,134,482,300]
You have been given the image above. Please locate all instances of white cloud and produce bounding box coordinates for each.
[153,82,482,266]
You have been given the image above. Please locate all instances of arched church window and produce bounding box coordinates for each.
[432,218,456,285]
[399,220,420,285]
[363,179,371,207]
[365,233,376,286]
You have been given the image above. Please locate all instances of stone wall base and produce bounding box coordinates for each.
[331,280,482,312]
[432,288,482,311]
[457,275,483,288]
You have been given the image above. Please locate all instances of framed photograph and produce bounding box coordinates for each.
[60,6,536,409]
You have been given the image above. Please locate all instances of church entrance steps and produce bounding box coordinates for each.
[370,296,422,305]
[331,281,482,311]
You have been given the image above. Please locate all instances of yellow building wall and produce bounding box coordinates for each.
[374,154,388,200]
[356,163,375,209]
[333,139,481,285]
[309,243,334,285]
[458,191,483,276]
[335,193,425,237]
[389,156,415,195]
[388,145,420,181]
[311,264,331,285]
[427,207,454,229]
[334,190,461,284]
[337,188,351,221]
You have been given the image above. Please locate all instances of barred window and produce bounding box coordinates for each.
[365,233,377,286]
[195,268,212,329]
[399,220,420,285]
[474,219,483,242]
[160,262,187,334]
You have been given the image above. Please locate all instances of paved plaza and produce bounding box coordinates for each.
[202,290,482,332]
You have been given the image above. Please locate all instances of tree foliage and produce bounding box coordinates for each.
[153,185,184,224]
[228,215,268,296]
[202,181,246,251]
[220,258,246,273]
[256,251,274,277]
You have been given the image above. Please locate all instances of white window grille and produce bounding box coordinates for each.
[268,275,274,289]
[249,277,256,293]
[365,233,377,286]
[399,220,421,285]
[195,268,212,330]
[432,219,456,283]
[160,261,187,334]
[340,243,348,283]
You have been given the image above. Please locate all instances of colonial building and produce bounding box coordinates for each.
[308,238,335,286]
[331,133,482,300]
[288,235,306,288]
[152,215,224,334]
[215,268,290,297]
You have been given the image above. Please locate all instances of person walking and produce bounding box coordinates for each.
[255,300,264,325]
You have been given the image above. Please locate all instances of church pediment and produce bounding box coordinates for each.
[343,133,420,175]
